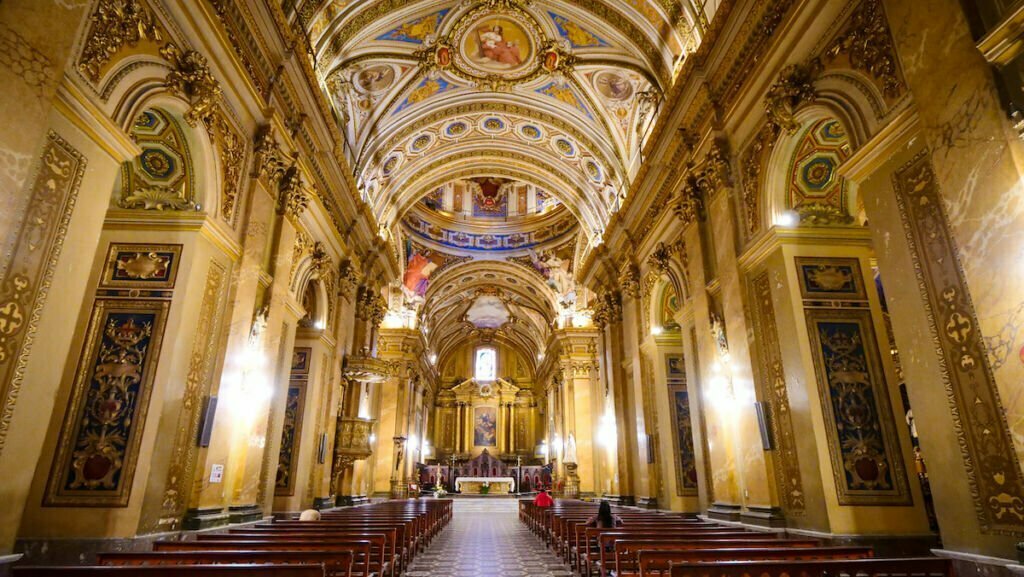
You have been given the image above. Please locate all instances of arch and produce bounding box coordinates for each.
[763,108,862,231]
[115,104,218,215]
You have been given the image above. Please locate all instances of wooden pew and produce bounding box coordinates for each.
[666,557,953,576]
[98,551,353,577]
[13,565,325,577]
[153,541,380,577]
[628,546,872,577]
[607,538,822,577]
[580,529,782,575]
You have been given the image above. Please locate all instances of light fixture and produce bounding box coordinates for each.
[429,352,438,365]
[651,325,663,336]
[369,433,377,444]
[537,352,545,361]
[777,209,800,228]
[598,412,617,449]
[314,320,325,330]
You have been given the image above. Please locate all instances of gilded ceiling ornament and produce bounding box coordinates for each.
[78,0,163,83]
[764,59,821,133]
[119,185,198,211]
[826,0,903,99]
[619,264,641,300]
[160,44,223,127]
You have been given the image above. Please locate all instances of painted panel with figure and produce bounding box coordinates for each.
[474,406,497,446]
[672,389,699,495]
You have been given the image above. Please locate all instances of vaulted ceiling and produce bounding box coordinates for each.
[298,0,718,368]
[304,0,716,233]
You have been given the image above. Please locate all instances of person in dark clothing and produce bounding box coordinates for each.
[585,500,623,528]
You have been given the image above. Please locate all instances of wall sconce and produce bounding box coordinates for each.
[651,325,663,336]
[429,353,438,365]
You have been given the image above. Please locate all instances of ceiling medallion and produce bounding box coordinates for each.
[423,2,565,91]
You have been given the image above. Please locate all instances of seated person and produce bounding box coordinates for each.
[585,500,623,528]
[533,488,554,508]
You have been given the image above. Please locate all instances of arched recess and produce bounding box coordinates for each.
[763,107,866,230]
[641,272,683,338]
[110,97,220,218]
[291,247,336,331]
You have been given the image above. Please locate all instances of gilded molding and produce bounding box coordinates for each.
[78,0,163,83]
[158,260,226,529]
[893,152,1024,534]
[825,0,904,99]
[749,271,805,513]
[0,132,86,455]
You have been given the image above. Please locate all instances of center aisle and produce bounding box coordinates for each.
[406,499,574,577]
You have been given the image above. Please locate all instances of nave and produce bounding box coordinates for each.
[406,500,572,577]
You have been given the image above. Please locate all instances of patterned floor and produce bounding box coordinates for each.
[406,498,573,577]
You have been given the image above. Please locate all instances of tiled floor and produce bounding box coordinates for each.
[406,498,573,577]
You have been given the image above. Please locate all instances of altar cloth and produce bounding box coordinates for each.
[455,476,516,493]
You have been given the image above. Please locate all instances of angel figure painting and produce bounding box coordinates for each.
[474,406,497,446]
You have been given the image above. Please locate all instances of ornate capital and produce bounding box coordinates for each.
[672,174,705,227]
[161,44,222,127]
[702,140,732,191]
[618,264,641,300]
[253,126,289,184]
[277,165,309,219]
[338,259,362,299]
[764,60,821,133]
[591,291,622,328]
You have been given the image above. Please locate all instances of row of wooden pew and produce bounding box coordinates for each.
[14,499,452,577]
[520,499,952,577]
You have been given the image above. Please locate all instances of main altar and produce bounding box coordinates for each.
[454,476,516,495]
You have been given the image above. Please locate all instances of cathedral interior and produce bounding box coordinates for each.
[4,0,1024,575]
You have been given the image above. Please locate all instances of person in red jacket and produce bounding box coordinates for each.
[533,488,554,508]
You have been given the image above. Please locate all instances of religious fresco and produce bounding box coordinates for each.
[376,9,450,44]
[672,389,700,495]
[355,65,395,94]
[594,70,634,101]
[474,406,497,446]
[536,81,593,119]
[549,12,609,48]
[402,241,470,300]
[471,177,509,217]
[395,77,455,114]
[402,211,576,251]
[275,381,306,496]
[463,16,533,73]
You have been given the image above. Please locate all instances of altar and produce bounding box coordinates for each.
[455,476,515,495]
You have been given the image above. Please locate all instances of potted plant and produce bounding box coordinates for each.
[480,481,491,495]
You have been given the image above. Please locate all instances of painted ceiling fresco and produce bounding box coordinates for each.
[305,0,712,240]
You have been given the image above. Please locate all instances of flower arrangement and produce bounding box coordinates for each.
[480,481,490,495]
[433,486,448,498]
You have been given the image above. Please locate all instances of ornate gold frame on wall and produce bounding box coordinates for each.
[45,298,171,507]
[804,307,911,506]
